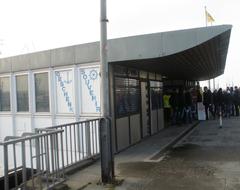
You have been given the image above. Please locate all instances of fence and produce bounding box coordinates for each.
[0,118,101,190]
[36,118,101,169]
[0,129,65,190]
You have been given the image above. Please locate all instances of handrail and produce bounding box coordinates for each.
[37,118,102,130]
[1,117,101,190]
[1,129,65,190]
[0,129,63,145]
[36,118,101,170]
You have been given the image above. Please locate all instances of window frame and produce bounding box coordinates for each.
[114,76,141,118]
[150,80,163,110]
[0,74,11,113]
[79,65,101,115]
[54,67,75,115]
[15,73,30,113]
[33,71,51,114]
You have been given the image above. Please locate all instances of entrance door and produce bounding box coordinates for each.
[141,81,150,137]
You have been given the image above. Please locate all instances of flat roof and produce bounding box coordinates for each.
[0,25,232,80]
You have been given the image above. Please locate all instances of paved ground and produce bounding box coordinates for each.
[64,118,240,190]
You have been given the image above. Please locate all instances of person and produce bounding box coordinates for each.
[216,88,224,117]
[233,86,239,116]
[223,90,231,118]
[169,89,179,125]
[177,87,186,124]
[185,88,193,123]
[212,89,218,118]
[163,93,171,122]
[196,85,202,102]
[190,87,198,120]
[203,86,212,120]
[230,87,235,116]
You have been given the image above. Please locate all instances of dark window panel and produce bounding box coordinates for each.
[35,73,50,112]
[0,77,11,111]
[115,77,140,117]
[16,75,29,112]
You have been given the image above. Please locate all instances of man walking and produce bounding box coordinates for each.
[169,89,179,125]
[233,86,239,116]
[203,86,212,120]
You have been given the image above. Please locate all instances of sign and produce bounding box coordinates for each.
[80,67,101,113]
[55,70,74,113]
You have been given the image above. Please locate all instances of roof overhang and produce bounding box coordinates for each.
[0,25,232,81]
[108,25,232,81]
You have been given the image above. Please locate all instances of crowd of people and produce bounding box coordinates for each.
[166,85,240,125]
[203,86,240,119]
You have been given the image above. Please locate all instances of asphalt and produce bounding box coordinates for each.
[62,117,240,189]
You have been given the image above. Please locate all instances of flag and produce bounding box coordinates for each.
[205,10,215,23]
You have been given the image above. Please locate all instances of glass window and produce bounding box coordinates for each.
[80,67,101,113]
[35,73,50,112]
[128,68,139,78]
[115,78,129,116]
[114,66,128,77]
[55,70,74,113]
[115,77,140,117]
[16,75,29,112]
[0,77,10,111]
[150,87,163,110]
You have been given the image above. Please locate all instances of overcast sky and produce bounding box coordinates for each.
[0,0,239,86]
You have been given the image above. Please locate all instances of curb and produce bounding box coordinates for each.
[148,121,200,161]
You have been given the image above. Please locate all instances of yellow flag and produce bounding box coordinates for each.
[205,10,215,23]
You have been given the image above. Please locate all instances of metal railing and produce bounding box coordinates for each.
[0,129,65,190]
[36,118,101,170]
[0,118,101,190]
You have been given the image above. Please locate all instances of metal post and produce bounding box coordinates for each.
[4,145,9,190]
[100,0,114,183]
[213,78,216,90]
[35,138,41,173]
[219,106,223,128]
[85,122,92,157]
[22,142,27,190]
[208,79,211,91]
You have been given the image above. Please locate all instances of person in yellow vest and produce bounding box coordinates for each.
[163,93,171,124]
[163,94,171,109]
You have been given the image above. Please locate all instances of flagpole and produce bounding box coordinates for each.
[205,6,211,90]
[205,6,208,27]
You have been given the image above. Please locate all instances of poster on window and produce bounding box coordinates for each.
[55,70,74,113]
[80,67,101,114]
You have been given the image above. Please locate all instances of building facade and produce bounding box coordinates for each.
[0,25,232,152]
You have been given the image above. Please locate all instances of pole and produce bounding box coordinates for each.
[208,79,211,90]
[205,6,212,89]
[100,0,114,184]
[205,6,208,27]
[219,106,222,128]
[213,78,216,90]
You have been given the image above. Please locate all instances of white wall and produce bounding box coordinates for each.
[0,63,101,140]
[0,115,13,141]
[15,115,31,136]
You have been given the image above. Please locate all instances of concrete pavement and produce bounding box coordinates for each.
[62,122,196,190]
[62,118,240,189]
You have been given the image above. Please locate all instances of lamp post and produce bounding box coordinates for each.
[100,0,114,184]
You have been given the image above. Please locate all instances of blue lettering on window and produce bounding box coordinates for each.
[56,71,74,112]
[81,69,100,112]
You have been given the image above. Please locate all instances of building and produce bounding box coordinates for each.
[0,25,232,152]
